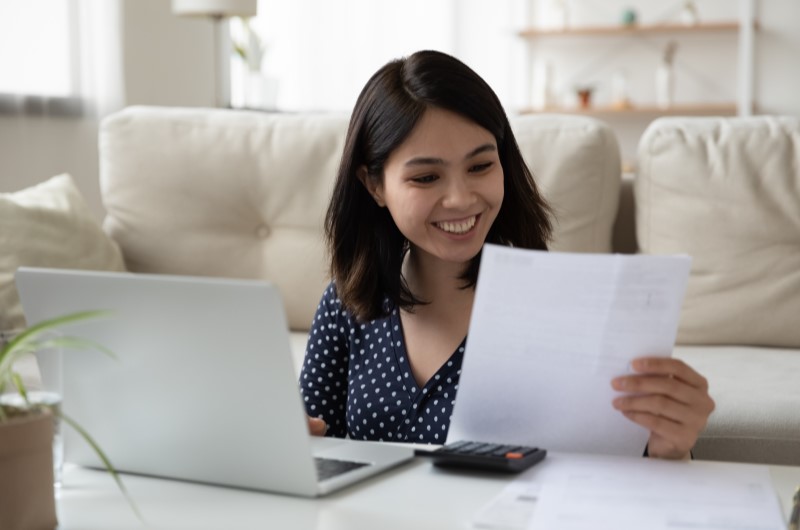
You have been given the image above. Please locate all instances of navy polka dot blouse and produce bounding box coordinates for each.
[299,283,464,444]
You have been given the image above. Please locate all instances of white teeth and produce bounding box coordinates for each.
[436,215,477,234]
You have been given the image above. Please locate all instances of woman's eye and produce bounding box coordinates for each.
[412,174,438,184]
[469,162,493,173]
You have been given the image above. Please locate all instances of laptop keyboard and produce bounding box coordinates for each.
[314,457,370,481]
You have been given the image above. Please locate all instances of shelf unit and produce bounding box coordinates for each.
[518,21,749,38]
[519,102,739,117]
[518,2,757,118]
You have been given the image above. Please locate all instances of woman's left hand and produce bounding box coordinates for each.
[611,357,715,460]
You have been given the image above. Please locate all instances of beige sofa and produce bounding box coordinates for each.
[92,107,800,465]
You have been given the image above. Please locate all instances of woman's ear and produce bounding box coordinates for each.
[357,166,386,207]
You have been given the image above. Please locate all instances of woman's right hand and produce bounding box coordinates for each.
[307,415,328,436]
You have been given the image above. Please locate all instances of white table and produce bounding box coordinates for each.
[57,456,800,529]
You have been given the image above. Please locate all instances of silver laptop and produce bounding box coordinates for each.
[15,267,413,497]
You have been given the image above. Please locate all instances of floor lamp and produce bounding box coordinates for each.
[172,0,258,108]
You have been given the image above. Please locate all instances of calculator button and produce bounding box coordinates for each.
[490,445,518,457]
[450,441,483,453]
[443,440,470,451]
[471,444,497,455]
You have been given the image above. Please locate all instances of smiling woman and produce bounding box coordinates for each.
[299,50,552,444]
[298,50,715,458]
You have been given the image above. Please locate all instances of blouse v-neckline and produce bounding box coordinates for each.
[388,307,466,398]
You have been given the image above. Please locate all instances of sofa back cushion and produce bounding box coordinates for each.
[101,107,345,330]
[514,114,621,254]
[101,107,620,330]
[636,116,800,347]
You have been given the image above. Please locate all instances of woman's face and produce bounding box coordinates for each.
[364,107,504,270]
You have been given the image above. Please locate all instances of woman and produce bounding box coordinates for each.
[300,50,713,459]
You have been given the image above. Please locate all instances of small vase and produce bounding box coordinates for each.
[0,411,58,529]
[611,70,631,109]
[655,63,674,110]
[554,0,570,29]
[245,72,279,110]
[680,1,699,26]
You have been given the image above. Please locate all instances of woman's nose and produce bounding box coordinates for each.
[441,177,476,209]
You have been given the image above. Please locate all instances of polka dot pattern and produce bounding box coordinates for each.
[299,283,464,444]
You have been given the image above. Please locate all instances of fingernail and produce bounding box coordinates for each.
[612,377,625,390]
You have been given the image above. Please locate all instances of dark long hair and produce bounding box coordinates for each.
[325,50,552,322]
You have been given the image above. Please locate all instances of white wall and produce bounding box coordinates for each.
[1,0,799,219]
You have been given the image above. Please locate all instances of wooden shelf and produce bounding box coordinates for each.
[518,21,748,38]
[518,103,740,117]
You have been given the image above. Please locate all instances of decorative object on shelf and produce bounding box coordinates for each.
[552,0,570,30]
[532,61,556,111]
[621,7,638,27]
[172,0,258,108]
[611,70,632,110]
[232,18,278,110]
[656,41,678,109]
[575,85,595,109]
[680,0,700,26]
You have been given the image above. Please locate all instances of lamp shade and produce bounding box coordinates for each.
[172,0,257,17]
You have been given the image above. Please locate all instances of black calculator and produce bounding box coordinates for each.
[415,440,547,473]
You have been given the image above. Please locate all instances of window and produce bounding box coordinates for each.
[0,0,81,115]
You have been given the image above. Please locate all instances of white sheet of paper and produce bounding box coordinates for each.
[472,481,541,529]
[448,245,692,455]
[527,453,785,530]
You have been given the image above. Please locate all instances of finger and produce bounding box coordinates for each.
[308,416,328,436]
[611,374,706,407]
[631,357,709,390]
[613,394,706,429]
[621,411,693,453]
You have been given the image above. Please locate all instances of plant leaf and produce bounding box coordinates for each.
[11,371,29,403]
[1,310,111,361]
[35,336,117,360]
[0,310,111,384]
[59,412,145,523]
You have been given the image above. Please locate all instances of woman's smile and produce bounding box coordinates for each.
[433,213,480,236]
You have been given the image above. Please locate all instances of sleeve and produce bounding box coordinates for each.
[298,282,351,438]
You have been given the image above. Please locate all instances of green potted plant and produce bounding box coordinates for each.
[0,310,141,529]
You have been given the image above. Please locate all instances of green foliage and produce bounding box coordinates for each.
[0,310,143,522]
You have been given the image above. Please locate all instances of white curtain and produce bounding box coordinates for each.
[0,0,124,118]
[78,0,126,118]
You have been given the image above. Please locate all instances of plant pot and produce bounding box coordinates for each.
[0,410,58,530]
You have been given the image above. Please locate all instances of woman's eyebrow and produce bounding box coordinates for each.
[404,143,497,167]
[466,143,497,159]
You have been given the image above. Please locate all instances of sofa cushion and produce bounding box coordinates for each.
[513,114,621,253]
[0,174,126,333]
[636,116,800,347]
[100,107,347,331]
[675,345,800,465]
